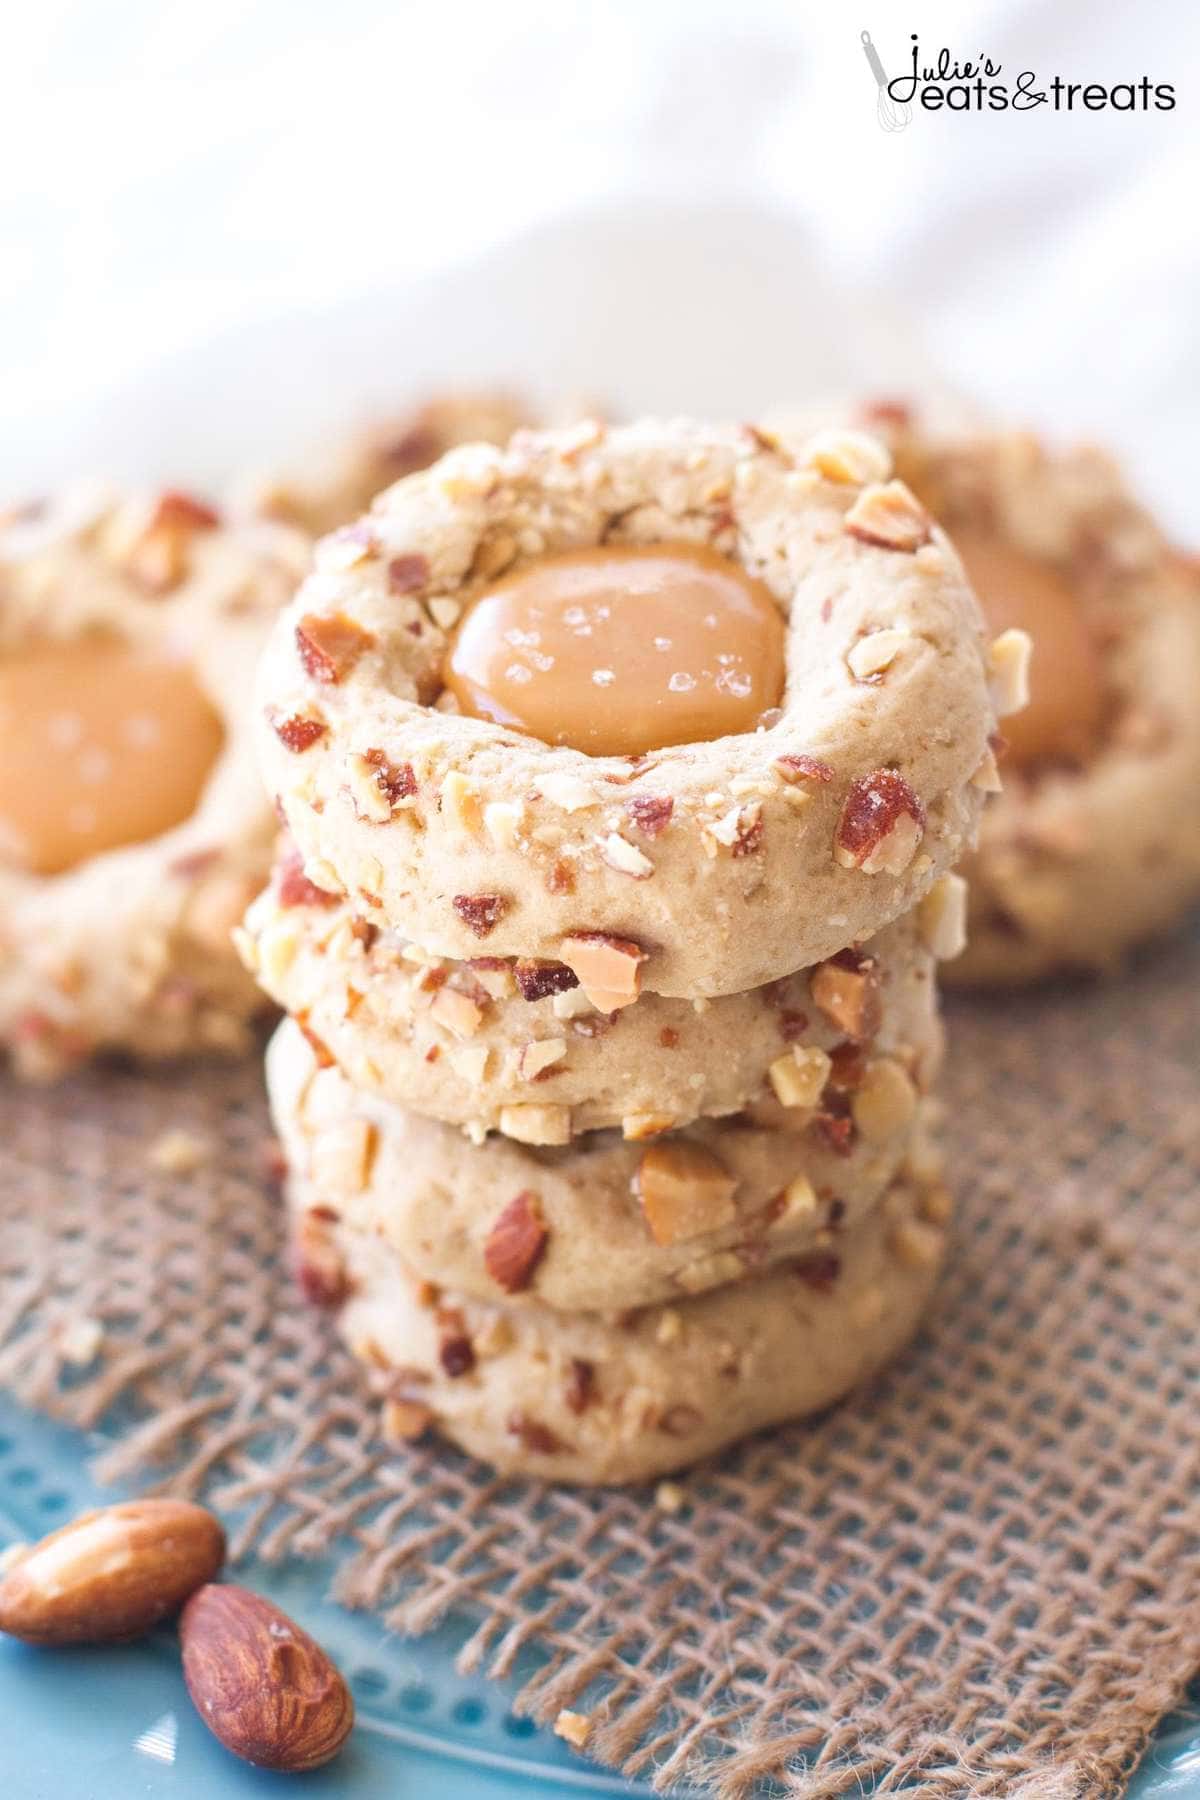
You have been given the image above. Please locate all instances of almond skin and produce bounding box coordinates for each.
[0,1498,225,1646]
[181,1584,354,1772]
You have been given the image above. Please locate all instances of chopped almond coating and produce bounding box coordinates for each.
[310,1117,377,1194]
[621,1111,678,1140]
[450,1043,490,1086]
[387,552,430,593]
[600,832,654,878]
[674,1250,743,1292]
[346,752,393,822]
[843,480,931,552]
[428,596,461,631]
[847,628,909,681]
[559,932,648,1013]
[484,800,523,848]
[768,1046,832,1109]
[988,628,1033,717]
[626,793,674,836]
[810,957,882,1041]
[295,611,375,683]
[271,711,327,753]
[514,959,578,1002]
[970,746,1003,792]
[430,985,484,1039]
[483,1191,548,1293]
[295,1212,349,1307]
[383,1398,433,1442]
[851,1057,917,1143]
[518,1038,567,1080]
[498,1103,571,1146]
[635,1141,738,1247]
[799,428,892,486]
[440,770,482,835]
[776,1172,818,1222]
[452,893,507,937]
[775,753,834,785]
[834,770,925,876]
[918,872,968,960]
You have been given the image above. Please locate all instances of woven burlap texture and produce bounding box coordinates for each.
[1,934,1198,1798]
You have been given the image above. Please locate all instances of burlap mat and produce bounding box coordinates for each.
[1,930,1198,1798]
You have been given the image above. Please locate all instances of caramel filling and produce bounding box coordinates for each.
[0,637,225,874]
[444,543,786,757]
[953,530,1105,768]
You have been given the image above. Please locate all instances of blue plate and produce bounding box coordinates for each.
[0,1394,1195,1796]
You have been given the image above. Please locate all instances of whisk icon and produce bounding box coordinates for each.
[861,30,912,132]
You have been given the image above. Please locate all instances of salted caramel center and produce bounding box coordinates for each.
[953,530,1105,767]
[0,637,225,875]
[444,543,786,757]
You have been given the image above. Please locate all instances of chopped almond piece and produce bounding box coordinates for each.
[518,1038,568,1080]
[498,1103,571,1146]
[554,1711,592,1750]
[310,1118,377,1194]
[635,1141,737,1247]
[483,1191,548,1293]
[988,628,1033,717]
[559,932,648,1013]
[776,1172,818,1221]
[834,770,925,875]
[847,628,909,681]
[295,611,375,683]
[810,956,882,1041]
[382,1398,433,1442]
[270,711,327,753]
[843,480,931,552]
[767,1046,831,1109]
[800,428,892,486]
[600,832,654,878]
[851,1058,917,1143]
[452,893,508,937]
[295,1213,349,1307]
[918,872,968,960]
[440,770,483,834]
[621,1111,678,1140]
[430,986,484,1039]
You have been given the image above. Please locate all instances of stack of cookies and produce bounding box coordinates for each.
[241,419,1017,1482]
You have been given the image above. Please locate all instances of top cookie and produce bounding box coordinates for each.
[257,419,1001,998]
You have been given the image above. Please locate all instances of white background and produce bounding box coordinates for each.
[3,1,1197,532]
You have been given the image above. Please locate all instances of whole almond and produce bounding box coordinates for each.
[181,1584,354,1772]
[0,1498,225,1646]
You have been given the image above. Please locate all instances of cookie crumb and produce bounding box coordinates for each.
[554,1710,592,1750]
[655,1480,687,1514]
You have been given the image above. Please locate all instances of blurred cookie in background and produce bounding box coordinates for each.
[0,485,310,1077]
[236,389,538,536]
[773,401,1200,985]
